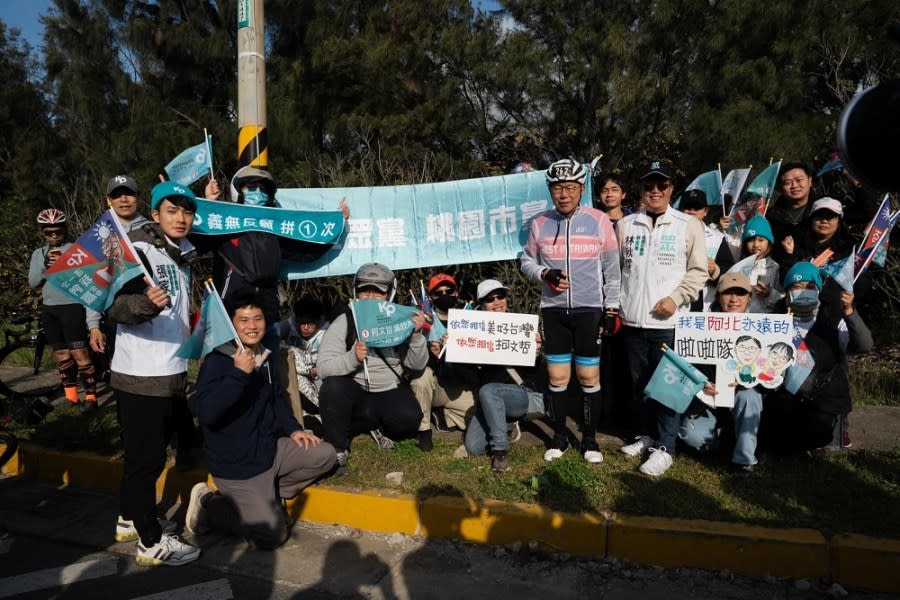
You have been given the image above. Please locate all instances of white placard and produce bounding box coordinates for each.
[675,312,795,408]
[444,309,539,367]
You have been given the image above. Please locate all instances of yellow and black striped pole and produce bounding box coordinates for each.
[236,0,267,168]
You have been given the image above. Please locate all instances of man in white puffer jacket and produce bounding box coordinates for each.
[616,160,707,477]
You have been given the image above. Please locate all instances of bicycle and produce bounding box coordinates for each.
[0,308,61,400]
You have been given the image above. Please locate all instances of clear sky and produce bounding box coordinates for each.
[2,0,54,49]
[3,0,503,51]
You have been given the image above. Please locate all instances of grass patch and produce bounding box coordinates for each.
[332,435,900,539]
[8,376,900,541]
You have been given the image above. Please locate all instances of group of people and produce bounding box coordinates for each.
[26,155,880,567]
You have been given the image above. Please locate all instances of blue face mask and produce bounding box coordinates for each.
[243,189,269,206]
[788,288,820,313]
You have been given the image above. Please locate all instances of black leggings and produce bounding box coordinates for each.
[318,377,423,451]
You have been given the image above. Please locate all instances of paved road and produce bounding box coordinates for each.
[1,479,895,600]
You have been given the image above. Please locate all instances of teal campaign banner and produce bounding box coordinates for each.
[352,299,420,348]
[276,169,591,279]
[191,198,345,245]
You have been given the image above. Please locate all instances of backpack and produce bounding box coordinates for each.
[220,231,283,286]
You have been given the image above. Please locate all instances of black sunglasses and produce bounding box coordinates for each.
[431,288,456,297]
[482,293,507,303]
[642,181,671,192]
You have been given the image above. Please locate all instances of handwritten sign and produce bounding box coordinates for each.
[445,309,539,367]
[675,312,794,407]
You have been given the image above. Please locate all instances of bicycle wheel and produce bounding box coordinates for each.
[0,340,61,399]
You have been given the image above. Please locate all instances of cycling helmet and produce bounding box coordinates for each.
[230,166,277,205]
[37,208,67,227]
[353,262,397,302]
[511,161,533,174]
[545,158,587,186]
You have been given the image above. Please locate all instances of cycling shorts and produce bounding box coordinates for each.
[540,308,602,368]
[40,304,88,350]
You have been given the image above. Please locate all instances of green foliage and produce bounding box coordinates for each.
[1,0,898,314]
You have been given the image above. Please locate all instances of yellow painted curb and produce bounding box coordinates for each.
[607,514,828,579]
[419,495,607,556]
[15,442,203,505]
[830,534,900,593]
[291,486,420,535]
[11,443,900,592]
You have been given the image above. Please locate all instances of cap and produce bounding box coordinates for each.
[428,273,457,293]
[476,279,509,303]
[150,181,198,210]
[106,175,139,196]
[783,261,824,291]
[717,273,752,294]
[810,197,844,217]
[354,262,395,293]
[742,215,774,244]
[639,160,674,180]
[679,189,707,210]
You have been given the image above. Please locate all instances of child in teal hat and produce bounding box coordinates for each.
[739,215,783,312]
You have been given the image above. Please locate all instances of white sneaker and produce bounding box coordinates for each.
[370,428,396,450]
[115,516,177,543]
[639,447,674,477]
[583,449,604,464]
[136,533,200,567]
[185,482,212,535]
[543,435,568,462]
[620,435,653,458]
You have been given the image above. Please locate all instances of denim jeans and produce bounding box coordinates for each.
[677,388,763,466]
[622,326,676,451]
[465,383,540,455]
[731,387,762,466]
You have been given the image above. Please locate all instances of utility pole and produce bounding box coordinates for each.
[236,0,267,168]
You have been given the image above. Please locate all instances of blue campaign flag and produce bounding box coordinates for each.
[43,209,146,312]
[816,154,844,178]
[819,252,855,293]
[177,283,237,359]
[745,161,782,203]
[684,169,723,206]
[726,252,759,278]
[784,326,815,395]
[277,167,592,279]
[191,198,345,245]
[164,137,213,186]
[721,168,751,215]
[351,299,420,348]
[644,347,707,413]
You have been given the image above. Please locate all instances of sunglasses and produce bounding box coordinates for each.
[642,181,671,192]
[482,293,507,303]
[812,211,840,221]
[42,229,65,237]
[431,288,456,297]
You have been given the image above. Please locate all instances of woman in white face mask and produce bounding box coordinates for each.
[756,261,873,454]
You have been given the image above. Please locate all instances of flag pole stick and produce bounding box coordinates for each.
[348,300,370,385]
[204,128,214,180]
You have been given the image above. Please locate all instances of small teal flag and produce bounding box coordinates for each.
[684,169,723,206]
[164,136,213,186]
[819,251,855,293]
[352,299,420,348]
[177,283,236,359]
[644,346,707,413]
[726,252,759,278]
[745,161,782,202]
[816,154,844,178]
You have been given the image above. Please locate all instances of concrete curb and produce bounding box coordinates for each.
[3,442,899,593]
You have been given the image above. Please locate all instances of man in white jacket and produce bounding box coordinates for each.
[616,160,707,477]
